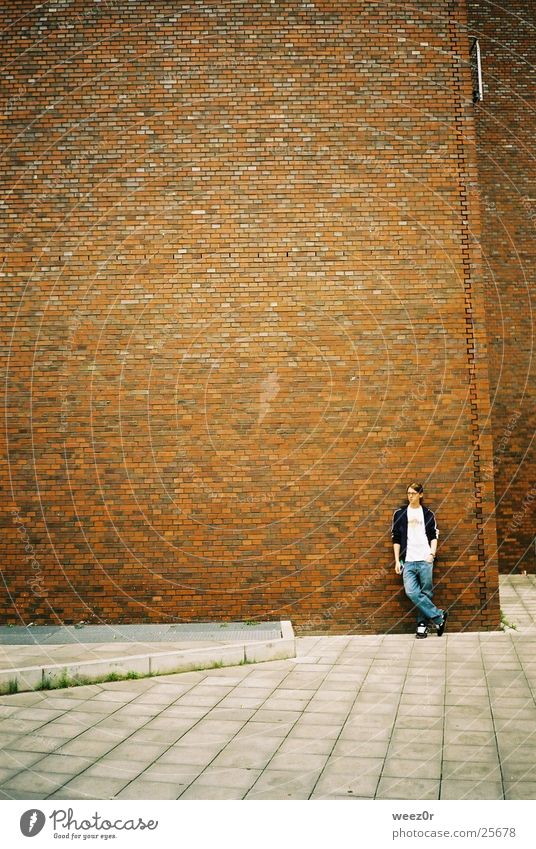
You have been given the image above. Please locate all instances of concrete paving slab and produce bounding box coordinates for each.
[179,784,246,800]
[382,757,442,780]
[440,744,498,763]
[442,761,502,781]
[440,779,504,800]
[311,770,379,799]
[277,736,335,756]
[504,781,536,800]
[193,766,261,791]
[376,776,440,800]
[246,769,320,799]
[116,780,183,800]
[210,742,281,770]
[332,739,390,759]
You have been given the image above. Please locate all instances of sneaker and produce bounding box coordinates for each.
[416,623,428,639]
[436,610,448,637]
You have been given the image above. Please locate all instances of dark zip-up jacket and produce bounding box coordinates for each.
[391,505,438,563]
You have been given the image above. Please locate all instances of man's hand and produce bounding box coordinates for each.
[395,561,402,575]
[426,553,435,564]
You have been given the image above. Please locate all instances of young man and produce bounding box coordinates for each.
[392,483,448,638]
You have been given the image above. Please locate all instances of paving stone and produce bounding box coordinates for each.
[376,776,440,800]
[290,722,341,740]
[441,744,498,763]
[504,781,536,800]
[382,756,441,780]
[156,744,224,766]
[53,775,131,798]
[262,698,311,712]
[12,705,63,723]
[246,769,320,800]
[11,734,69,754]
[0,788,46,800]
[266,752,328,772]
[210,742,280,770]
[193,766,261,791]
[440,779,504,800]
[216,696,268,710]
[81,759,147,781]
[293,711,348,726]
[311,770,379,799]
[395,714,443,730]
[2,772,75,796]
[137,762,201,785]
[397,703,443,718]
[331,739,389,759]
[28,753,94,775]
[69,701,118,715]
[277,736,335,756]
[197,707,255,722]
[133,726,193,744]
[501,761,536,782]
[115,780,182,800]
[248,709,301,725]
[0,767,24,783]
[106,741,169,762]
[0,693,45,706]
[233,721,294,739]
[443,729,495,746]
[442,761,502,781]
[179,784,246,799]
[339,724,392,742]
[4,750,49,774]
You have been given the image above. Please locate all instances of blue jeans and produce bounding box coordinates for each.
[402,560,443,626]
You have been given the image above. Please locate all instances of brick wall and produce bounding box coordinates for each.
[1,0,500,631]
[467,0,536,574]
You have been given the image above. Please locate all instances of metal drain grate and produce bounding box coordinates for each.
[0,622,282,645]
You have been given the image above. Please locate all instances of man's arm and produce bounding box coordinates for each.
[392,509,402,574]
[426,509,438,562]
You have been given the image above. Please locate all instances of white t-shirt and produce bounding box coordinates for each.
[405,505,431,562]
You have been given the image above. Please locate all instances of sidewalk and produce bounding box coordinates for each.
[0,575,535,800]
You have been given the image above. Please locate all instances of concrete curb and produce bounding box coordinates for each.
[0,620,296,693]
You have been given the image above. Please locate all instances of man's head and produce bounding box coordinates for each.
[407,482,424,506]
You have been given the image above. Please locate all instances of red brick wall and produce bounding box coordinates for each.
[1,0,500,631]
[467,0,536,573]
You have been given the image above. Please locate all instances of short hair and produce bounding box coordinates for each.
[407,482,424,494]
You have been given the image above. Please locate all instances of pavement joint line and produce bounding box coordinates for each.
[374,633,425,800]
[437,628,447,799]
[9,673,205,799]
[478,635,507,800]
[307,634,388,800]
[497,626,536,787]
[113,663,277,796]
[2,576,535,800]
[184,637,355,800]
[143,662,294,798]
[242,632,360,800]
